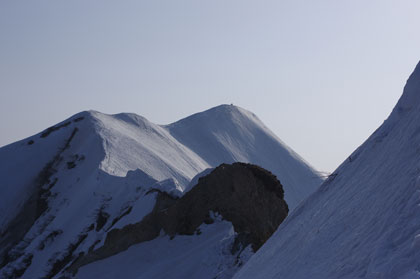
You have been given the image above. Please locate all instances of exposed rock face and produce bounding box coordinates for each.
[68,163,289,276]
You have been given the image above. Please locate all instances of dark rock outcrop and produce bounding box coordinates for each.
[67,163,289,276]
[40,121,72,138]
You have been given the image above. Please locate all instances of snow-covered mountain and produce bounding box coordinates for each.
[0,105,322,278]
[233,63,420,279]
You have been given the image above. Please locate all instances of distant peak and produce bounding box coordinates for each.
[215,103,249,111]
[192,104,242,115]
[211,103,240,110]
[83,110,155,130]
[205,104,242,115]
[168,104,260,128]
[199,104,251,114]
[113,112,151,126]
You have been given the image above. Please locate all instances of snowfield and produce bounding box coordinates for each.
[0,104,321,278]
[77,217,253,279]
[233,62,420,279]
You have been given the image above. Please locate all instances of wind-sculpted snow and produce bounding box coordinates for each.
[0,105,321,278]
[233,62,420,279]
[167,105,321,208]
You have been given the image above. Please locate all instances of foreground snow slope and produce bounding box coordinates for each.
[0,105,321,278]
[77,217,253,279]
[234,63,420,279]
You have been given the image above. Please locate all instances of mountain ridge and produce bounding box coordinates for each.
[0,104,322,278]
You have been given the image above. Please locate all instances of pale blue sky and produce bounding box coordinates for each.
[1,0,420,172]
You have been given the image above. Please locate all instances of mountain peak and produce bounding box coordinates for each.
[203,104,248,114]
[169,104,259,128]
[0,104,321,278]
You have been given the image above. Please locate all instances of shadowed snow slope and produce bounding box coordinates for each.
[0,105,321,279]
[233,62,420,279]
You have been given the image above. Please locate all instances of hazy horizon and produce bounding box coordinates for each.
[1,0,420,172]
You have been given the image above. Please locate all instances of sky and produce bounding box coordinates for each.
[1,0,420,173]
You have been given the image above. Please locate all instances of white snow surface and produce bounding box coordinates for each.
[166,105,322,209]
[233,62,420,279]
[0,104,321,278]
[77,218,253,279]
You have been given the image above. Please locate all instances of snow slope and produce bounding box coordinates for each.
[77,217,253,279]
[0,105,321,278]
[233,63,420,279]
[167,105,321,209]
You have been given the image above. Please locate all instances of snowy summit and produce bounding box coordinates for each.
[0,104,322,279]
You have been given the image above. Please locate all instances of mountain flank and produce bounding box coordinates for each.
[0,104,320,278]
